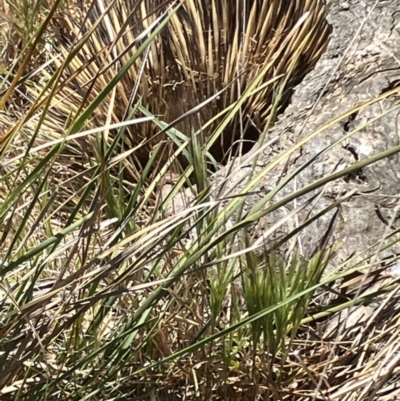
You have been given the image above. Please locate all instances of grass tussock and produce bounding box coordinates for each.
[0,0,400,400]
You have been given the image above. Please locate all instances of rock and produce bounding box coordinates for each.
[324,305,376,339]
[212,0,400,265]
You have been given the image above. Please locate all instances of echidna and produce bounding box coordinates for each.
[38,0,330,177]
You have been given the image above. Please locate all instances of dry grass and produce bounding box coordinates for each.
[25,0,329,178]
[0,0,400,400]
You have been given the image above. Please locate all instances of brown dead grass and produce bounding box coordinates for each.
[1,1,400,400]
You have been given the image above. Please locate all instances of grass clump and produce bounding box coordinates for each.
[0,0,400,400]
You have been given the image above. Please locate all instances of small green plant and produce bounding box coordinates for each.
[1,1,400,400]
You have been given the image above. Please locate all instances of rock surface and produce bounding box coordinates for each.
[213,0,400,265]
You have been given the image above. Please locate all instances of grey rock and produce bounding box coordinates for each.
[213,0,400,265]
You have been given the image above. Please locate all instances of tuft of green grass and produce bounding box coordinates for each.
[0,1,400,400]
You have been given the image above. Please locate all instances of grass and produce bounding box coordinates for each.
[1,0,400,400]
